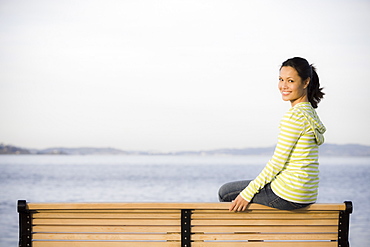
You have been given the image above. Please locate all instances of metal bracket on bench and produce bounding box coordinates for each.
[181,209,192,247]
[338,201,353,247]
[18,200,32,247]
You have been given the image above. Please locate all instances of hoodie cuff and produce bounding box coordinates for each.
[240,188,253,202]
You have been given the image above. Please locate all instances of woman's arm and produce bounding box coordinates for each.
[239,108,305,203]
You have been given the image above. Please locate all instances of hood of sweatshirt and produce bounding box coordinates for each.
[295,102,326,145]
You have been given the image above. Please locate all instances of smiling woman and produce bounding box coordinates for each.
[219,57,327,212]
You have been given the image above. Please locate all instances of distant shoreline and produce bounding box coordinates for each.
[1,143,370,156]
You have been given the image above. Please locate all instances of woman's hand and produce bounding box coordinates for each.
[229,194,250,212]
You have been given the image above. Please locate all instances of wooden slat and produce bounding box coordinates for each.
[33,212,339,221]
[33,233,181,241]
[191,233,337,241]
[191,242,338,247]
[192,212,339,220]
[33,218,181,226]
[33,212,181,219]
[192,209,340,214]
[191,219,338,226]
[192,225,338,233]
[33,242,180,247]
[34,209,181,213]
[27,202,346,211]
[32,240,339,246]
[28,202,234,210]
[33,225,181,233]
[33,225,338,234]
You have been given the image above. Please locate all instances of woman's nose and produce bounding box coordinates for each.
[279,81,287,89]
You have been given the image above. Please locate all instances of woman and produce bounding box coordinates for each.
[219,57,326,211]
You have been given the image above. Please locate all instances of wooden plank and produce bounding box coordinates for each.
[33,225,181,233]
[192,209,340,214]
[192,242,337,247]
[27,202,346,211]
[33,212,181,219]
[191,233,337,241]
[33,218,181,226]
[34,209,181,213]
[33,233,181,241]
[191,212,339,220]
[191,219,338,226]
[192,225,338,233]
[33,211,339,220]
[33,225,338,234]
[28,202,234,210]
[33,242,180,247]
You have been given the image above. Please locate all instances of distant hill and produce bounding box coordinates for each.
[34,147,129,155]
[169,143,370,156]
[0,144,30,154]
[1,143,370,156]
[170,146,275,156]
[319,143,370,156]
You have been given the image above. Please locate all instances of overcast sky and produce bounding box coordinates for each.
[1,0,369,152]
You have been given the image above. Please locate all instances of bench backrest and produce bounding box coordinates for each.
[18,201,352,247]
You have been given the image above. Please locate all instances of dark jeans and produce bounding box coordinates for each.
[218,180,312,210]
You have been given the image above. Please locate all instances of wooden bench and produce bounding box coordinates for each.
[18,200,352,247]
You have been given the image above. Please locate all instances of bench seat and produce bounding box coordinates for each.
[18,200,352,247]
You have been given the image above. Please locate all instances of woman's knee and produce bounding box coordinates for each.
[218,182,231,202]
[218,180,250,202]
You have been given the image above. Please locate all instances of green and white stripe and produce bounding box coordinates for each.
[241,102,326,204]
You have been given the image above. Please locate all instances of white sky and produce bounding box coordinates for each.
[1,0,369,152]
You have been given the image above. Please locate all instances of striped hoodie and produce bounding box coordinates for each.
[240,102,326,204]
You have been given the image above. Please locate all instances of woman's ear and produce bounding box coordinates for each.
[304,78,310,89]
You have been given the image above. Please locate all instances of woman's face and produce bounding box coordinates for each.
[279,66,309,106]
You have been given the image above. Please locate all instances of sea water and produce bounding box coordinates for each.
[0,155,369,246]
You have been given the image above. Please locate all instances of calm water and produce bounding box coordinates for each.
[1,155,369,246]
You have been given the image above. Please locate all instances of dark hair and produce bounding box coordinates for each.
[281,57,324,108]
